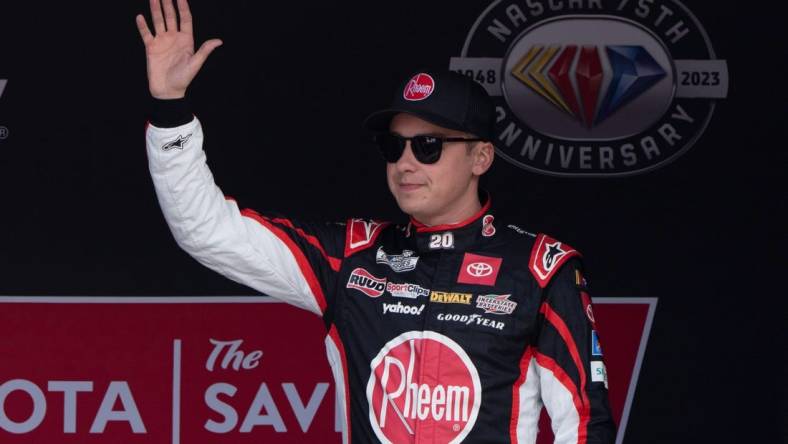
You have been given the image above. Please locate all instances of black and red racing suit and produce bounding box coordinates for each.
[145,101,616,443]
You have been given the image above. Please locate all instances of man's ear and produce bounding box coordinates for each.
[472,141,495,176]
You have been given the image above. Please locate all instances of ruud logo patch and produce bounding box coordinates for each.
[346,268,387,297]
[450,0,728,176]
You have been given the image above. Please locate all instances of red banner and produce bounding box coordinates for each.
[0,297,655,443]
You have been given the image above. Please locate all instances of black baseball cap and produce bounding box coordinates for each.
[363,71,495,141]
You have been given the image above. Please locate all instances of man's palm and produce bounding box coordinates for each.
[136,0,222,99]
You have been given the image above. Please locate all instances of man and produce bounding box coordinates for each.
[137,0,616,442]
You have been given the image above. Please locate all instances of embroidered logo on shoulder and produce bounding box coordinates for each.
[529,234,580,288]
[475,294,517,315]
[345,219,387,257]
[162,133,192,151]
[543,241,566,270]
[376,247,419,272]
[346,268,387,297]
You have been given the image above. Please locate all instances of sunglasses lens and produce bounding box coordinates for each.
[375,133,405,163]
[411,136,443,164]
[374,134,443,164]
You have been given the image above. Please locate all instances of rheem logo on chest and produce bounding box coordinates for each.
[366,331,481,443]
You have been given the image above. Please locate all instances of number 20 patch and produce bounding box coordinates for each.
[429,232,454,249]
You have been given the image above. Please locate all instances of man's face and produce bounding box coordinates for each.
[386,113,482,225]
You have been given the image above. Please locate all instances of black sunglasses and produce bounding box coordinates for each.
[374,133,485,164]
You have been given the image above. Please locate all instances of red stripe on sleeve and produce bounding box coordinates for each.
[271,217,342,272]
[240,209,328,314]
[534,351,587,444]
[540,302,591,443]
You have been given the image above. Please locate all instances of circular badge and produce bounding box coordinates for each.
[403,73,436,101]
[367,331,481,443]
[449,0,728,176]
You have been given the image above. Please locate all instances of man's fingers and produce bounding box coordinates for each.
[191,39,223,68]
[136,14,154,44]
[177,0,193,35]
[150,0,165,34]
[162,0,178,32]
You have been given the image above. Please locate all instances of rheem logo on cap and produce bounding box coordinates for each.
[403,73,436,101]
[367,330,481,443]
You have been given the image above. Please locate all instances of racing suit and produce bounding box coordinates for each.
[145,100,616,443]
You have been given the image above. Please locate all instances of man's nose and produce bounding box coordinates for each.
[394,141,419,171]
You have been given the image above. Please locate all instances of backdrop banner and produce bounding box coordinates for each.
[0,297,655,443]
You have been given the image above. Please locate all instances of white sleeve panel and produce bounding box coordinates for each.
[514,357,542,444]
[146,118,322,315]
[536,362,580,444]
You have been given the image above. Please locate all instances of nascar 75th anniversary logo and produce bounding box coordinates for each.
[450,0,728,176]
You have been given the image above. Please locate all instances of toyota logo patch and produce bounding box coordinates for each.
[457,253,502,286]
[466,262,493,277]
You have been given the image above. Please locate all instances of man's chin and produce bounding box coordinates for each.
[394,196,427,219]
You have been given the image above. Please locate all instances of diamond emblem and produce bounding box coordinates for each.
[511,44,666,128]
[595,45,667,124]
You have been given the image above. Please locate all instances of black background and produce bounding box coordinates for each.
[0,1,784,442]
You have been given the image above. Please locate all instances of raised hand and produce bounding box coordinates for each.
[136,0,222,99]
